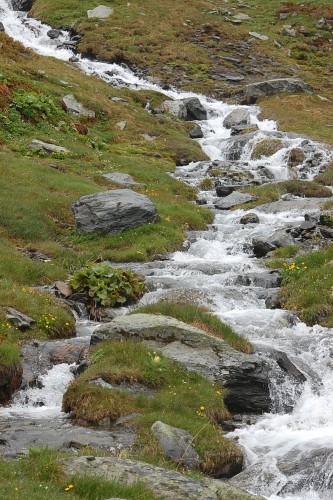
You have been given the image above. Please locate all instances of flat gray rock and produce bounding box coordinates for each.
[102,172,144,189]
[61,94,95,118]
[29,140,69,154]
[87,5,114,18]
[246,79,311,101]
[215,192,257,210]
[257,199,331,214]
[61,456,262,499]
[71,189,159,234]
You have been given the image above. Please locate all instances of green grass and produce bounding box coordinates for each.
[0,447,157,499]
[0,340,21,366]
[133,301,252,353]
[270,246,333,326]
[63,340,243,477]
[239,180,332,209]
[0,33,212,343]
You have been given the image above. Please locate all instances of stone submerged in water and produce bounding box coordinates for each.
[61,456,263,500]
[71,189,159,234]
[92,314,271,413]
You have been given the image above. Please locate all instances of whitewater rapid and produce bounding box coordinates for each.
[1,1,333,498]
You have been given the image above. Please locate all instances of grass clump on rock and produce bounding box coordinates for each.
[0,446,157,499]
[134,301,252,353]
[63,340,243,477]
[251,138,284,159]
[276,245,333,327]
[239,180,332,209]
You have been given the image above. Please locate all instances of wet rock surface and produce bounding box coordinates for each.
[0,418,134,457]
[21,338,89,389]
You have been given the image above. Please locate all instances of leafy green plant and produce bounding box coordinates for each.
[10,90,61,122]
[70,262,145,312]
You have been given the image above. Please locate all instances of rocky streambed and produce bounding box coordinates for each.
[1,1,333,499]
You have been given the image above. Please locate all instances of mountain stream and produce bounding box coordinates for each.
[1,2,333,498]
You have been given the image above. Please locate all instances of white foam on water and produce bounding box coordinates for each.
[1,1,333,497]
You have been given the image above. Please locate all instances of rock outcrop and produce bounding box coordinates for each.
[92,314,271,413]
[245,78,311,102]
[71,189,159,234]
[61,456,263,500]
[61,95,95,118]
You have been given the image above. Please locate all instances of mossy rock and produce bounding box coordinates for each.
[251,139,284,159]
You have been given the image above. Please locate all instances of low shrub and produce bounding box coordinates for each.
[70,262,145,314]
[10,90,61,122]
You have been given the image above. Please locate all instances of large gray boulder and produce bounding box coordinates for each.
[71,189,159,234]
[223,108,251,129]
[92,314,271,413]
[162,97,207,121]
[150,421,199,469]
[61,456,263,499]
[61,95,95,118]
[245,78,311,102]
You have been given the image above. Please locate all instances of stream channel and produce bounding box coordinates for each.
[1,2,333,498]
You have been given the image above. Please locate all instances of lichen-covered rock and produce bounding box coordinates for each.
[102,172,144,189]
[71,189,159,234]
[29,140,69,155]
[61,456,263,500]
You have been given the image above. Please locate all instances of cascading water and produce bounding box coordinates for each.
[1,2,333,498]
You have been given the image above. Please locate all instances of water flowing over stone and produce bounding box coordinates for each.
[1,2,333,498]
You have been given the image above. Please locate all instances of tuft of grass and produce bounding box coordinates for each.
[277,246,333,326]
[315,161,333,186]
[251,138,283,159]
[63,340,243,477]
[132,301,252,353]
[0,447,157,499]
[0,340,21,367]
[239,180,332,209]
[271,245,300,259]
